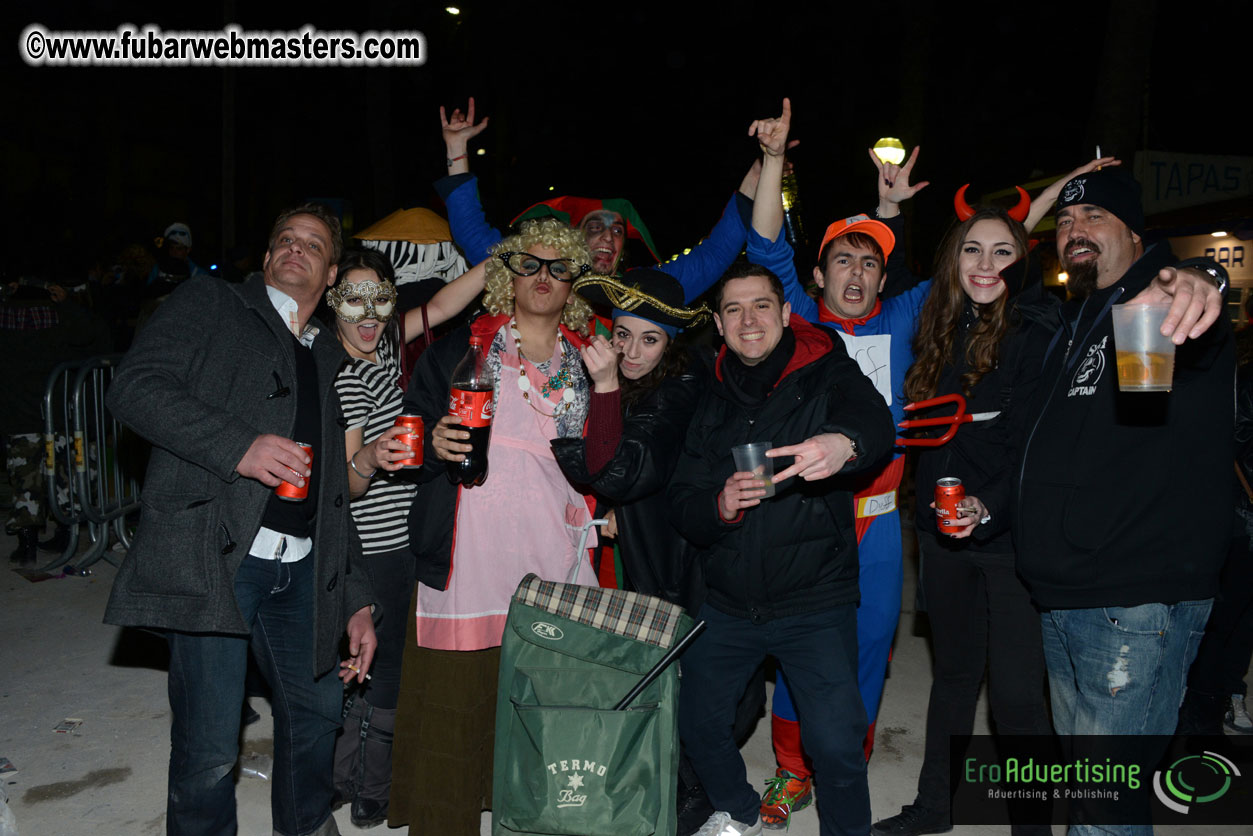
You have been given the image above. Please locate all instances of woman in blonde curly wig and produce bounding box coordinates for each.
[481,217,595,333]
[387,216,603,834]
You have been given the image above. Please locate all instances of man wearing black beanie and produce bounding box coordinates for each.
[1055,169,1146,296]
[1006,167,1230,833]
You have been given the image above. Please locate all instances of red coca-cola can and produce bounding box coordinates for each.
[275,442,313,501]
[394,413,424,468]
[934,477,965,529]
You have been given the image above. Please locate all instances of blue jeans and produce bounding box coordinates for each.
[679,603,869,836]
[166,555,343,836]
[1040,599,1213,836]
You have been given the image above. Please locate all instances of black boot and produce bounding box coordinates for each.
[333,695,367,808]
[351,704,395,829]
[38,524,70,553]
[8,527,38,565]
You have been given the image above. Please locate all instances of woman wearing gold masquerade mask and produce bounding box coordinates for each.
[326,247,485,828]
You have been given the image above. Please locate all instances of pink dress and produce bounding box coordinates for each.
[415,326,598,650]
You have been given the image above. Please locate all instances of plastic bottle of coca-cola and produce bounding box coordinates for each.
[447,335,493,486]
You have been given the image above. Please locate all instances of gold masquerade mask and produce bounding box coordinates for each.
[326,278,398,323]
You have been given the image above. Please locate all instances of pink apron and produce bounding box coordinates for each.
[415,329,597,650]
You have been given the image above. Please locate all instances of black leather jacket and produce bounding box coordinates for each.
[552,350,710,609]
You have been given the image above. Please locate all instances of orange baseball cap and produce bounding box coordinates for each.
[817,214,895,262]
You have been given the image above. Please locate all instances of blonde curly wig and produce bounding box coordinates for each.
[483,218,594,334]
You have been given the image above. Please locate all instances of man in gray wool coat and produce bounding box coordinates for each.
[105,203,376,836]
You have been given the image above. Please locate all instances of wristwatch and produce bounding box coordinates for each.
[1197,264,1229,297]
[1177,258,1229,299]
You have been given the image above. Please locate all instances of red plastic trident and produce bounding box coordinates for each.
[896,393,1002,447]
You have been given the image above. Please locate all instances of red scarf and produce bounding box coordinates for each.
[817,297,881,334]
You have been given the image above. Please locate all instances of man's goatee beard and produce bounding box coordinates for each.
[1067,260,1100,298]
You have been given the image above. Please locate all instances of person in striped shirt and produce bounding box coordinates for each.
[326,246,485,828]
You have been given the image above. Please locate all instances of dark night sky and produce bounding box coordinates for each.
[4,0,1249,281]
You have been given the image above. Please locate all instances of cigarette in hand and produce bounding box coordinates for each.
[346,664,372,681]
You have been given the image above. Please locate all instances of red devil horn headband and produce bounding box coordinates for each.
[953,184,1031,223]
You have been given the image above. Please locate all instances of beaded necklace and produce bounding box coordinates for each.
[510,318,575,417]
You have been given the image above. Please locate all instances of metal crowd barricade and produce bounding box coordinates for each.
[39,355,140,572]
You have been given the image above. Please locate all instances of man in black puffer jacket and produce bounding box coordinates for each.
[670,262,894,836]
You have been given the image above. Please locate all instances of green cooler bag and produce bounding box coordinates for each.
[492,573,695,836]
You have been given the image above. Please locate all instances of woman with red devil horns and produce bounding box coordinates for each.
[872,184,1056,836]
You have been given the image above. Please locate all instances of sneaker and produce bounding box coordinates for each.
[694,811,763,836]
[870,804,952,836]
[759,768,813,830]
[1226,694,1253,734]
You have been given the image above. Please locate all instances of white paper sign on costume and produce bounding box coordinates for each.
[835,331,892,406]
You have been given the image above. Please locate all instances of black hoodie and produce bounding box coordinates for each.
[1012,243,1234,609]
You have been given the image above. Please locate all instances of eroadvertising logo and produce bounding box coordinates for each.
[953,735,1252,827]
[1153,750,1241,814]
[545,758,609,809]
[963,754,1141,803]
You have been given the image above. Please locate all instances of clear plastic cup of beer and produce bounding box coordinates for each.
[1110,302,1175,392]
[732,441,776,498]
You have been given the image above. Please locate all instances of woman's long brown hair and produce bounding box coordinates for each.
[903,207,1028,402]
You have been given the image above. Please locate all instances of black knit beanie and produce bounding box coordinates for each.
[1056,168,1145,238]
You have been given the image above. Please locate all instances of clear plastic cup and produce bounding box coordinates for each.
[731,441,775,498]
[1110,303,1176,392]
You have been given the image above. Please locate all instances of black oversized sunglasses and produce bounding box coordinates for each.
[497,252,589,283]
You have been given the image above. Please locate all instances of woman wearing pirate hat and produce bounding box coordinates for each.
[551,267,711,606]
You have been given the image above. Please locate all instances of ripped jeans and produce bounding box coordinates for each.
[1040,599,1212,835]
